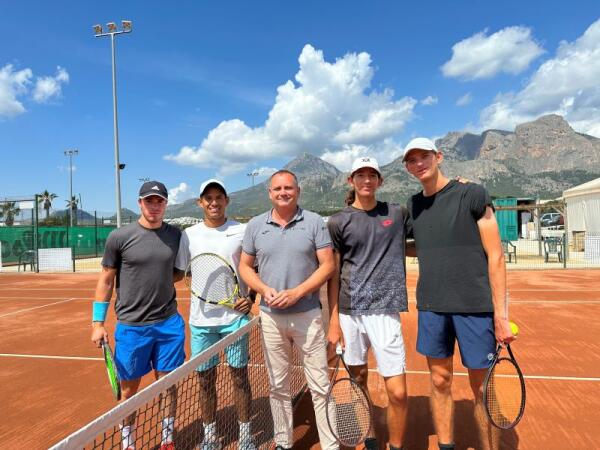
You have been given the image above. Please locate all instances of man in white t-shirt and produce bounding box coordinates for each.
[175,179,255,450]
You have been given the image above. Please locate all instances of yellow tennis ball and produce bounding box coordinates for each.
[510,321,520,337]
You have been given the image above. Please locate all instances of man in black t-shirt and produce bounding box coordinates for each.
[403,138,514,450]
[327,157,410,450]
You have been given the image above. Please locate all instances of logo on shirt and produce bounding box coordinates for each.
[381,219,393,227]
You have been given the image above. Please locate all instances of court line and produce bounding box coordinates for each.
[3,354,598,382]
[0,353,103,361]
[0,298,78,318]
[350,367,600,382]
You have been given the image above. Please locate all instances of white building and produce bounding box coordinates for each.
[563,178,600,259]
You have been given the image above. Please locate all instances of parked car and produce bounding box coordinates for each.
[541,212,564,227]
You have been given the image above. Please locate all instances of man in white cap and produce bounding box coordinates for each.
[91,180,184,450]
[326,157,410,450]
[402,138,514,450]
[174,179,256,450]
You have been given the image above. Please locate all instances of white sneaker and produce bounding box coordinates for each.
[200,435,222,450]
[238,436,257,450]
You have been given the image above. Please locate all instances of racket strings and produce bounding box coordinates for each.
[187,255,237,304]
[485,358,525,428]
[329,378,371,445]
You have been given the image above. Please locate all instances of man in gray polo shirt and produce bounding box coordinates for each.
[239,169,337,450]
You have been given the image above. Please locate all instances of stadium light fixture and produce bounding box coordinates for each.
[247,170,260,187]
[93,20,133,228]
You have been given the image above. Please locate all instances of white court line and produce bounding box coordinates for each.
[0,353,102,361]
[0,297,78,318]
[0,297,87,300]
[333,366,600,382]
[2,354,598,382]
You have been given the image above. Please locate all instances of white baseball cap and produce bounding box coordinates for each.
[199,179,227,197]
[351,157,381,175]
[402,137,438,161]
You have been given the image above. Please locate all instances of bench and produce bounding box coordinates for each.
[501,240,517,263]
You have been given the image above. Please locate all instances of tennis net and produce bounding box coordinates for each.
[50,316,307,450]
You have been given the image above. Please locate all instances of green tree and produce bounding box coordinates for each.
[38,190,58,220]
[0,201,21,226]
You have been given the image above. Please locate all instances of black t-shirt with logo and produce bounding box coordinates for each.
[407,180,494,313]
[328,202,409,315]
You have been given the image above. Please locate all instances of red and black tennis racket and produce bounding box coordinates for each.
[325,345,373,445]
[483,343,526,429]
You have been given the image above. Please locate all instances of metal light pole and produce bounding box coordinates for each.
[93,20,132,228]
[64,149,79,227]
[247,170,259,187]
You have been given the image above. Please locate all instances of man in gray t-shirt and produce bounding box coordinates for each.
[239,170,338,450]
[90,181,184,450]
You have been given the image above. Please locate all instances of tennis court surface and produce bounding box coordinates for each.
[1,270,599,449]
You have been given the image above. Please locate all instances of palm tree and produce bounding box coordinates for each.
[0,201,21,226]
[65,195,79,225]
[38,190,58,220]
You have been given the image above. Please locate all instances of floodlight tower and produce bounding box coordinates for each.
[93,20,132,228]
[64,149,79,227]
[247,170,260,187]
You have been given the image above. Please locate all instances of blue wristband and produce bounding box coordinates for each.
[92,301,110,322]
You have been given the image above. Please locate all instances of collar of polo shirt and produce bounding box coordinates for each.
[266,206,304,224]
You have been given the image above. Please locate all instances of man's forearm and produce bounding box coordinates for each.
[239,263,268,296]
[294,260,334,299]
[488,253,508,318]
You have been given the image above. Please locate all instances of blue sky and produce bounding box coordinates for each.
[2,1,600,213]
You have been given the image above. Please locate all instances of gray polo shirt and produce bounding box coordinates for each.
[242,207,332,314]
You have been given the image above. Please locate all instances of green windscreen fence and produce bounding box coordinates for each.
[0,225,116,265]
[494,198,519,241]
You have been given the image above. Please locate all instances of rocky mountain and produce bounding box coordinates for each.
[166,114,600,218]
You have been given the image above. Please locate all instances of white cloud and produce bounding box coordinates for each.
[456,92,472,106]
[0,64,69,117]
[321,139,403,172]
[32,66,69,103]
[0,64,32,117]
[479,19,600,136]
[168,182,196,204]
[421,95,438,106]
[165,44,417,174]
[442,26,544,80]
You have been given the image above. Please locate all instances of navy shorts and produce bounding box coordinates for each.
[115,313,186,380]
[416,311,496,369]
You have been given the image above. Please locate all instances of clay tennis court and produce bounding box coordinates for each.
[1,269,599,449]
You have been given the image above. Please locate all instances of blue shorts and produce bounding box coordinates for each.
[416,311,496,369]
[115,313,186,381]
[190,316,250,372]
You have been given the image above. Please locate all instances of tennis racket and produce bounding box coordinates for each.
[101,341,121,401]
[184,252,240,308]
[325,345,373,445]
[483,343,526,429]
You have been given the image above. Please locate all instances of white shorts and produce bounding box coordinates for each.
[338,313,406,377]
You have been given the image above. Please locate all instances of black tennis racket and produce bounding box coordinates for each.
[184,252,240,308]
[101,341,121,401]
[483,343,526,429]
[326,346,373,445]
